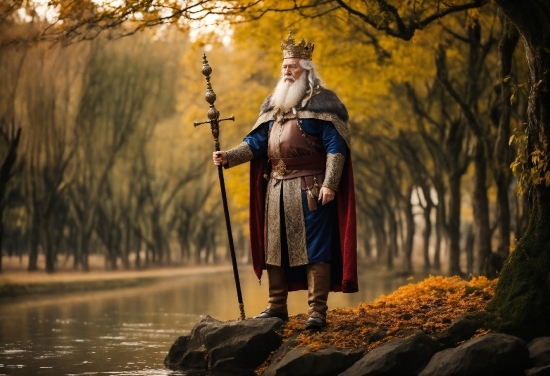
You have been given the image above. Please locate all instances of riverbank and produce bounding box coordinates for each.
[0,261,233,298]
[166,275,511,376]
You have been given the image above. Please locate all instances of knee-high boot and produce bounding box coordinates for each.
[254,264,289,321]
[306,262,331,329]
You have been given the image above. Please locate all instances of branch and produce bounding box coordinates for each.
[435,44,485,138]
[404,82,445,133]
[418,0,489,30]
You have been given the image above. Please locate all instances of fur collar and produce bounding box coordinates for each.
[259,88,348,123]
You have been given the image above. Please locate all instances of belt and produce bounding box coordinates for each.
[270,154,325,176]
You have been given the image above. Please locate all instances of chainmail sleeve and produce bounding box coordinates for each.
[226,141,255,168]
[323,153,345,191]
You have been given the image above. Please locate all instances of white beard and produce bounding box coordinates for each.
[270,73,308,110]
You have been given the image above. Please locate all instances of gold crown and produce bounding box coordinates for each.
[281,31,314,60]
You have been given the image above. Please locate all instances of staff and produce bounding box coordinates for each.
[194,53,245,320]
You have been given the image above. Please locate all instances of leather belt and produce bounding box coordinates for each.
[270,154,325,176]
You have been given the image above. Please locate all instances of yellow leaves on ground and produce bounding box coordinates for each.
[281,276,496,352]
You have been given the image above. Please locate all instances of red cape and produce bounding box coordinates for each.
[249,153,358,293]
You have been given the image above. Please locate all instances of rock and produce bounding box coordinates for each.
[365,330,387,345]
[339,330,439,376]
[263,333,301,367]
[436,316,481,348]
[419,333,529,376]
[526,338,550,376]
[164,315,284,374]
[525,364,550,376]
[164,335,189,366]
[263,347,364,376]
[529,337,550,368]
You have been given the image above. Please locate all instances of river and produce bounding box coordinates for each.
[0,265,420,375]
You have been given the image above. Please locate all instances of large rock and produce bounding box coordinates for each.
[529,337,550,368]
[164,316,283,374]
[525,337,550,376]
[525,365,550,376]
[263,347,364,376]
[436,316,481,348]
[419,333,529,376]
[339,330,439,376]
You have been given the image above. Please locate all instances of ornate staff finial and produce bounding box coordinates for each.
[194,53,234,151]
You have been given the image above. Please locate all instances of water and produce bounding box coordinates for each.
[0,265,419,375]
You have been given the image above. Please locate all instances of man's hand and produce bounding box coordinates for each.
[213,151,228,166]
[318,186,335,205]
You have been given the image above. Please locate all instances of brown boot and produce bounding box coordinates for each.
[254,264,289,321]
[306,262,331,329]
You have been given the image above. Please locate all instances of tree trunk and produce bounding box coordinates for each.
[433,203,443,271]
[515,192,529,240]
[448,171,463,276]
[493,18,519,263]
[28,205,40,271]
[404,186,415,272]
[473,139,494,277]
[363,235,372,258]
[370,212,387,264]
[123,221,130,269]
[487,0,550,340]
[43,220,55,273]
[76,226,91,271]
[0,127,22,273]
[135,238,142,269]
[385,203,398,270]
[464,223,474,274]
[420,184,433,271]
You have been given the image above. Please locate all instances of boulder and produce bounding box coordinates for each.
[164,315,283,374]
[339,330,439,376]
[525,365,550,376]
[525,338,550,376]
[529,337,550,368]
[419,333,529,376]
[436,316,481,348]
[263,347,364,376]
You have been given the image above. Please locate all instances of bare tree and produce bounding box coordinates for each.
[16,42,83,272]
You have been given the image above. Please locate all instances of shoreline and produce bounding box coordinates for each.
[0,263,233,298]
[0,254,441,300]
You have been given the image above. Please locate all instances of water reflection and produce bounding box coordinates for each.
[0,265,423,375]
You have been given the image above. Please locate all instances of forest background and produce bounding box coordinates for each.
[0,1,529,281]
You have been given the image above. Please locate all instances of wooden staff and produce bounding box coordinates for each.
[193,53,245,320]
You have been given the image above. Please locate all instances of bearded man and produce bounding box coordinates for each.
[213,32,358,329]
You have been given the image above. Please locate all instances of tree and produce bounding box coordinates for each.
[0,20,27,272]
[0,126,21,272]
[484,0,550,340]
[225,0,550,338]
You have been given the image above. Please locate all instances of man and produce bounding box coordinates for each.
[213,32,357,329]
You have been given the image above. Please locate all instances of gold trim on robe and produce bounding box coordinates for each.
[265,178,308,267]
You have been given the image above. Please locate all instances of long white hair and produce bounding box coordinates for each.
[299,59,324,96]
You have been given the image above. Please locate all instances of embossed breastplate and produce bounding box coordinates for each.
[268,117,325,180]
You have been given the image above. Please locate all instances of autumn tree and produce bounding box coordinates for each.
[0,6,29,272]
[224,0,550,338]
